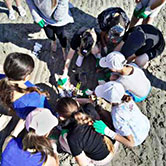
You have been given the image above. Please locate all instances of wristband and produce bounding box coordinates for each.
[38,19,45,28]
[104,127,117,140]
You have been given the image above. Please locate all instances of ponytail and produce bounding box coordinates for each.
[121,94,132,102]
[22,129,54,163]
[73,112,114,154]
[0,78,49,112]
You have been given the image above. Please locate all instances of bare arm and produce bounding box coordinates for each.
[44,154,59,166]
[63,48,75,75]
[114,41,125,51]
[126,54,136,64]
[114,134,135,147]
[151,0,166,9]
[75,152,90,166]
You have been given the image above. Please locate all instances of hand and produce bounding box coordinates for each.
[38,19,45,28]
[93,120,117,139]
[138,7,152,19]
[93,120,107,135]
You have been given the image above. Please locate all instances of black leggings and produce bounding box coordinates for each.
[44,24,67,48]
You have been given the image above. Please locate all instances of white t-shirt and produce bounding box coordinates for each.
[111,100,150,146]
[116,63,151,98]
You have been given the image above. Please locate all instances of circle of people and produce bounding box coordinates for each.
[0,0,165,165]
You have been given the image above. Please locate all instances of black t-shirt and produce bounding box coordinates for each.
[121,24,161,58]
[67,124,110,160]
[70,27,101,51]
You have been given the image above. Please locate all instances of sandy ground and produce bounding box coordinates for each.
[0,0,166,165]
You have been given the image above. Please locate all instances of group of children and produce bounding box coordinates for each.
[0,0,166,165]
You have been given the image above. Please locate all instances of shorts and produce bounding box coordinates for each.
[126,87,151,102]
[135,0,166,18]
[146,30,165,60]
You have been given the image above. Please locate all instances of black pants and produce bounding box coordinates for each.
[44,24,67,48]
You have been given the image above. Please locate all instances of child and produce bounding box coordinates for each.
[94,81,150,147]
[99,51,151,102]
[2,108,59,166]
[114,24,165,68]
[5,0,26,20]
[0,52,52,119]
[26,0,74,58]
[55,97,119,166]
[97,7,130,50]
[63,27,101,77]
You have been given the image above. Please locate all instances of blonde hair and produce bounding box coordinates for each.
[56,97,114,153]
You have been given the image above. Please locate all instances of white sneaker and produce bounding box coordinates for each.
[9,9,16,20]
[17,6,26,17]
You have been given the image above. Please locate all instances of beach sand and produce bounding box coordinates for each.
[0,0,166,165]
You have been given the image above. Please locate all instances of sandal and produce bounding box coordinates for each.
[9,9,16,20]
[17,6,26,17]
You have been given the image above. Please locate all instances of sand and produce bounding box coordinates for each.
[0,0,166,165]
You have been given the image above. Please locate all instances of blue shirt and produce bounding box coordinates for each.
[0,74,51,119]
[12,81,51,119]
[1,138,44,166]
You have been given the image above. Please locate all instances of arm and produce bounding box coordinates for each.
[26,0,43,24]
[114,41,125,52]
[2,119,25,152]
[93,120,135,148]
[151,0,166,9]
[63,48,75,76]
[75,152,92,166]
[44,154,59,166]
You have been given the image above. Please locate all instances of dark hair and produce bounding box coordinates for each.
[4,52,34,81]
[0,53,48,112]
[56,97,114,153]
[80,31,94,56]
[97,7,130,32]
[121,94,132,102]
[22,129,55,163]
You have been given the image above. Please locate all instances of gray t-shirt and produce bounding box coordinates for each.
[117,63,151,97]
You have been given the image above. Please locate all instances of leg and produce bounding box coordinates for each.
[43,25,57,52]
[54,26,67,59]
[135,53,149,68]
[15,0,26,17]
[5,0,16,20]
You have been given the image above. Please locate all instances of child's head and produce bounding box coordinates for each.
[23,108,58,163]
[95,81,125,104]
[99,51,126,72]
[80,28,97,57]
[25,108,58,136]
[4,52,34,81]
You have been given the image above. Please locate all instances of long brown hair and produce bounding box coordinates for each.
[56,97,114,153]
[22,129,54,163]
[0,53,49,112]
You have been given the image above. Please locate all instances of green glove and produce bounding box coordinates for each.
[93,120,117,139]
[57,77,68,86]
[134,7,151,19]
[38,19,45,28]
[93,120,107,135]
[61,129,69,138]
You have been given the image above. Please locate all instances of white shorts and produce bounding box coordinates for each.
[136,0,166,18]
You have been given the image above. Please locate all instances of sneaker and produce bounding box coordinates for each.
[17,6,26,17]
[9,9,16,20]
